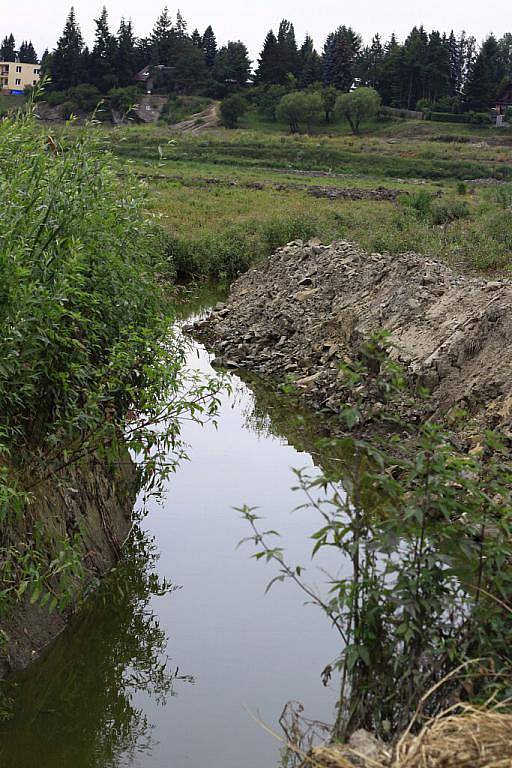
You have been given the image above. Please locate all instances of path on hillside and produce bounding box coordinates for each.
[170,102,221,134]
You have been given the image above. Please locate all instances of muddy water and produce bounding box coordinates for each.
[0,285,346,768]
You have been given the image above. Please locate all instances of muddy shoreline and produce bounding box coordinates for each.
[0,450,137,678]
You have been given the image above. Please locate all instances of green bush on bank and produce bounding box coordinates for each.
[0,107,213,616]
[167,214,321,279]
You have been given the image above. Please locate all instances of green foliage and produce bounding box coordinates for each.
[220,94,247,128]
[107,85,140,115]
[253,84,288,121]
[167,214,320,279]
[0,107,222,619]
[321,86,338,122]
[335,87,382,135]
[403,190,470,225]
[429,112,492,125]
[160,95,211,124]
[276,91,322,133]
[241,336,512,739]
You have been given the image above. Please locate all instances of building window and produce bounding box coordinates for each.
[33,80,37,85]
[15,78,21,85]
[34,68,40,75]
[16,66,22,73]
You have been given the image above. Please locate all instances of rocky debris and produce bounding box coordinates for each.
[193,239,512,443]
[308,730,389,767]
[131,171,407,202]
[132,95,168,124]
[308,186,406,202]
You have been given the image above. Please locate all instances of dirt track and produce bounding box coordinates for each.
[169,102,221,133]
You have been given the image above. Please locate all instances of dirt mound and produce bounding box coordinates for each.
[194,240,512,442]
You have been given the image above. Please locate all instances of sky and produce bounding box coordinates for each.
[3,0,511,63]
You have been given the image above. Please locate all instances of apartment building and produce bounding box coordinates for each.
[0,60,41,94]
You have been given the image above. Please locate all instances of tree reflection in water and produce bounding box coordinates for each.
[0,526,190,768]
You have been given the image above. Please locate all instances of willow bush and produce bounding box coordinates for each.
[0,108,221,620]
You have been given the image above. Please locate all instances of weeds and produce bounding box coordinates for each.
[240,336,512,741]
[0,107,223,619]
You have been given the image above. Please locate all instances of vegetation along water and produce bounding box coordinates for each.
[2,6,512,764]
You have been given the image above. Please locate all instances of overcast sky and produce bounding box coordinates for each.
[4,0,511,62]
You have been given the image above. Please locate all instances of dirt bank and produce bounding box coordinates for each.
[0,450,137,677]
[194,239,512,444]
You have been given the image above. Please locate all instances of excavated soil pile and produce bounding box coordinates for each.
[194,239,512,443]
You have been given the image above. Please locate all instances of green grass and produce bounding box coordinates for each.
[0,93,26,115]
[96,115,512,279]
[160,95,212,125]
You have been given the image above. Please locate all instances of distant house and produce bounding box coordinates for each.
[0,59,40,94]
[134,64,173,94]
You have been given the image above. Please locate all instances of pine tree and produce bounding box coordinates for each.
[358,34,384,88]
[498,33,512,80]
[323,26,361,91]
[255,30,280,83]
[402,26,429,107]
[151,7,174,65]
[171,36,207,92]
[0,34,16,61]
[202,26,217,68]
[379,34,405,106]
[447,31,462,95]
[51,8,85,91]
[116,18,137,86]
[175,10,187,38]
[191,29,202,48]
[426,31,451,102]
[18,41,38,63]
[277,20,300,79]
[300,49,323,88]
[465,35,501,110]
[40,49,51,78]
[214,41,251,88]
[463,35,477,88]
[90,6,118,91]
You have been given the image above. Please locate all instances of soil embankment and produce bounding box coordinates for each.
[194,239,512,443]
[0,452,136,677]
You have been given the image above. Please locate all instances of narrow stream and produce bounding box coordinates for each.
[0,285,345,768]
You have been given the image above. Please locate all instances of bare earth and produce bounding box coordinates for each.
[194,239,512,445]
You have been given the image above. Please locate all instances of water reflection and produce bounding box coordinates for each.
[0,528,188,768]
[0,283,341,768]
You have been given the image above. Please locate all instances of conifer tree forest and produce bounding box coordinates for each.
[2,6,512,112]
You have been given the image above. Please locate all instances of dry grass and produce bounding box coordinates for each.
[394,704,512,768]
[307,705,512,768]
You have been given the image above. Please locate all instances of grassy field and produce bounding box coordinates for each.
[102,112,512,279]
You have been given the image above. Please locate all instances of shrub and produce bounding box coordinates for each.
[430,112,469,123]
[67,84,102,112]
[0,109,221,617]
[256,84,288,121]
[430,198,470,225]
[59,100,77,120]
[416,97,433,113]
[108,86,140,115]
[405,190,433,220]
[220,94,247,128]
[335,87,381,134]
[276,91,322,133]
[46,90,68,108]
